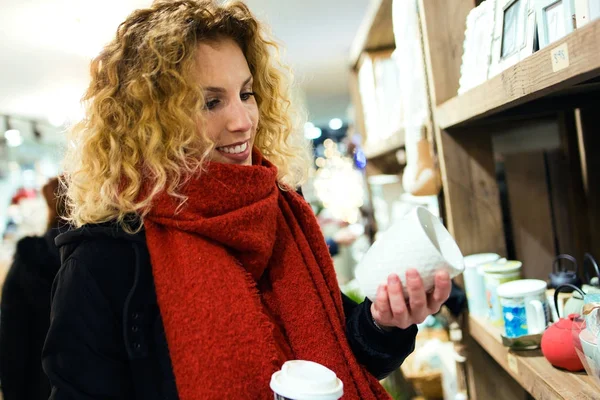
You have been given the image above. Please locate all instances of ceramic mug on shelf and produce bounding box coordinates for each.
[463,253,501,318]
[497,279,550,338]
[482,261,522,326]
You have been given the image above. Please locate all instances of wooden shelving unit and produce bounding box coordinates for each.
[436,19,600,129]
[348,0,394,70]
[350,0,600,399]
[468,316,599,399]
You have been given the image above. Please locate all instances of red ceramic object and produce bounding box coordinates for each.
[541,314,584,372]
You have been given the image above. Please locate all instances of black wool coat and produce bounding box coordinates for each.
[42,224,418,399]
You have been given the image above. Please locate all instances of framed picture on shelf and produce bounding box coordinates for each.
[489,0,537,78]
[459,0,496,94]
[574,0,600,28]
[536,0,576,48]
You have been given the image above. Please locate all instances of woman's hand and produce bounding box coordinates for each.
[370,269,452,330]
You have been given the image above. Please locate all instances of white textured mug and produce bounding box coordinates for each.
[354,206,464,301]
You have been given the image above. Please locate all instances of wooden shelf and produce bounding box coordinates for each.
[436,19,600,130]
[349,0,394,69]
[363,128,405,160]
[468,315,599,399]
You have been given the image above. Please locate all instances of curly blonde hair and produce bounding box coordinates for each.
[62,0,311,230]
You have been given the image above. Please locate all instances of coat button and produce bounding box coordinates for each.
[132,325,139,333]
[133,342,141,350]
[132,312,140,320]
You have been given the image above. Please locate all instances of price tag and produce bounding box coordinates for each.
[551,43,570,72]
[507,353,519,374]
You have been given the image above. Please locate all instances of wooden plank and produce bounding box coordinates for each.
[545,111,591,267]
[559,111,590,265]
[419,0,504,257]
[349,0,394,69]
[576,105,600,264]
[435,128,506,256]
[503,151,555,280]
[364,129,405,160]
[546,149,580,258]
[469,315,600,399]
[465,334,531,400]
[436,19,600,129]
[419,0,474,106]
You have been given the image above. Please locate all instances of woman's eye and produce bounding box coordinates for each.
[204,99,220,110]
[240,92,255,101]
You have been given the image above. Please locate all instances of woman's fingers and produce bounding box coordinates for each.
[427,270,452,313]
[373,284,393,321]
[387,274,409,328]
[406,269,429,323]
[373,270,452,329]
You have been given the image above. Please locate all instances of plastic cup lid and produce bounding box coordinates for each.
[270,360,344,400]
[482,260,522,274]
[497,279,547,298]
[464,253,501,268]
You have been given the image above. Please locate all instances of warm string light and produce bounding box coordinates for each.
[313,139,364,224]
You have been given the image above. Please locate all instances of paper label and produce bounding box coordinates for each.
[551,43,570,72]
[507,353,519,374]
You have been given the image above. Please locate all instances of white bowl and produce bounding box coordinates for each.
[579,329,600,379]
[354,206,464,301]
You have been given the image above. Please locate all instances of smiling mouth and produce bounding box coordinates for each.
[216,141,248,155]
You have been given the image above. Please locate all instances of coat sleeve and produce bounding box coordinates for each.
[0,255,31,400]
[42,258,134,400]
[343,292,417,380]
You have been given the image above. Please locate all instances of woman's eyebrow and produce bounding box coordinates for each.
[203,76,253,93]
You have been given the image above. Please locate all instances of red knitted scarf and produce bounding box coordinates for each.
[144,149,390,399]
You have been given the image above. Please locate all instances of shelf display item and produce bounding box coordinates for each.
[459,0,496,94]
[497,279,550,338]
[542,313,585,370]
[549,254,582,289]
[575,0,600,27]
[463,253,502,317]
[392,0,441,196]
[541,286,585,371]
[355,206,464,302]
[572,311,600,387]
[357,51,403,152]
[536,0,576,48]
[482,260,523,325]
[489,0,537,77]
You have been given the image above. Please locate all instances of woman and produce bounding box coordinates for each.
[42,1,451,399]
[0,178,65,400]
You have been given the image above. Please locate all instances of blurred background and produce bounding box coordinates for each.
[0,0,440,286]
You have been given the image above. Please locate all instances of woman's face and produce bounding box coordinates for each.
[195,37,259,166]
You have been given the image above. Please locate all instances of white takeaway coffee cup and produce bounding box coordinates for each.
[270,360,343,400]
[355,206,464,301]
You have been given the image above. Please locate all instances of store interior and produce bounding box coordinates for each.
[1,0,600,399]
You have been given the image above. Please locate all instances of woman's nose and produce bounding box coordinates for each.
[226,100,253,133]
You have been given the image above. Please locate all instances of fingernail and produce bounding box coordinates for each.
[388,274,400,284]
[407,269,419,280]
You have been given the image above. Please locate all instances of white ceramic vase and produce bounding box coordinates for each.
[354,206,464,301]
